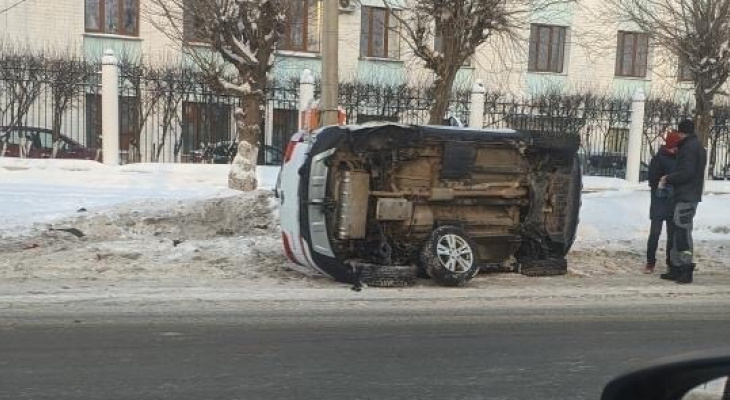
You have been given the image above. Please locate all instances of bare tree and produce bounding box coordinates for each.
[0,48,44,133]
[149,0,286,190]
[151,68,196,162]
[45,56,89,150]
[608,0,730,144]
[385,0,573,125]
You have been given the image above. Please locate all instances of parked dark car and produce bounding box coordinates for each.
[579,150,649,181]
[189,141,283,166]
[0,126,100,161]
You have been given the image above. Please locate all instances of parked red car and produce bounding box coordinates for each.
[0,126,100,161]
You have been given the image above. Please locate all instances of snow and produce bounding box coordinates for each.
[1,159,730,310]
[577,190,730,243]
[0,159,279,236]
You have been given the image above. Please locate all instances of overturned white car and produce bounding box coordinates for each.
[277,124,581,287]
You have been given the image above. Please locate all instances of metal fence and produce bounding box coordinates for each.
[333,82,470,126]
[641,100,730,180]
[482,93,632,178]
[5,57,730,179]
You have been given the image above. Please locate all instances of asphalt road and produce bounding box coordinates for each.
[1,303,729,400]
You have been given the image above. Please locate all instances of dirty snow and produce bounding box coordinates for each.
[0,159,279,236]
[1,158,730,311]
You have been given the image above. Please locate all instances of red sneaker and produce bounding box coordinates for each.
[643,262,656,274]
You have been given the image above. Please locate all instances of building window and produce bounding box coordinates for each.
[528,24,566,73]
[182,102,232,155]
[360,6,400,59]
[183,0,207,43]
[434,27,472,66]
[85,0,139,36]
[615,31,649,78]
[281,0,322,52]
[678,58,693,82]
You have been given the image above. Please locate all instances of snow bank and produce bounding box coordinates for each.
[0,159,280,235]
[583,175,730,194]
[577,190,730,243]
[0,191,313,282]
[582,176,644,192]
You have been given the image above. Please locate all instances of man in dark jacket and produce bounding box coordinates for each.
[644,131,679,274]
[659,119,707,284]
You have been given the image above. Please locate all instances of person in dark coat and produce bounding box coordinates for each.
[644,131,680,274]
[659,119,708,284]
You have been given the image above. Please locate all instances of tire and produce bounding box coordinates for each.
[420,225,480,287]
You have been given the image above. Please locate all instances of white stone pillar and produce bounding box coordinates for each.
[626,88,646,184]
[299,69,315,130]
[469,80,486,129]
[101,49,120,165]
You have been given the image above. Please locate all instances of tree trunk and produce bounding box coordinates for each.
[428,69,459,125]
[693,88,713,146]
[228,94,262,191]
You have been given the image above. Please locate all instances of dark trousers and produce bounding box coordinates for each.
[670,202,698,267]
[647,218,675,264]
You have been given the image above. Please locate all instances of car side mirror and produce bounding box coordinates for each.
[601,349,730,400]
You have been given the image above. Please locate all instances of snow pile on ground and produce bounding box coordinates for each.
[1,158,729,298]
[583,175,730,194]
[0,190,320,284]
[582,176,644,192]
[576,190,730,243]
[0,159,279,236]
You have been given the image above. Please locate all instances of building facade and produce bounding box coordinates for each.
[0,0,700,164]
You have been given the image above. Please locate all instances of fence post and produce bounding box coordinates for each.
[101,49,120,165]
[626,88,645,184]
[469,80,486,129]
[299,69,315,130]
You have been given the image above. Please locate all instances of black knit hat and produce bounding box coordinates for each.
[678,119,695,136]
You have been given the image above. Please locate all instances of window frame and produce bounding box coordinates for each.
[360,6,399,60]
[280,0,322,53]
[615,31,649,78]
[85,0,140,37]
[433,27,472,67]
[183,0,209,44]
[528,24,567,74]
[678,57,693,82]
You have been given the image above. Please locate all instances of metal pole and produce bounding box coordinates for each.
[101,49,120,165]
[321,0,339,126]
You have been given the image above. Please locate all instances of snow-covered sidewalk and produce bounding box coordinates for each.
[1,158,730,312]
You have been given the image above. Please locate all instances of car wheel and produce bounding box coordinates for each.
[420,226,480,287]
